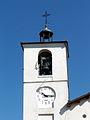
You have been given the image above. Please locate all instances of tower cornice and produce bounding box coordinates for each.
[20,40,69,57]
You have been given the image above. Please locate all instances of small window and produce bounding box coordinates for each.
[38,49,52,75]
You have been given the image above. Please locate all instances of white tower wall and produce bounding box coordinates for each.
[23,43,68,82]
[21,41,69,120]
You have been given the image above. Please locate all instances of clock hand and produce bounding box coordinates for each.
[41,93,54,97]
[41,92,48,97]
[47,95,54,97]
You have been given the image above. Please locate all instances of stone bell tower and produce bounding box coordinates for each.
[21,12,69,120]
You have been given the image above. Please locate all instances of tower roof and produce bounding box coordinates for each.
[39,27,53,40]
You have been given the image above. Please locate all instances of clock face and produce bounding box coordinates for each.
[36,86,56,108]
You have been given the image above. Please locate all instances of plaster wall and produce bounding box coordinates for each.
[67,98,90,120]
[23,81,69,120]
[23,42,69,120]
[23,43,68,82]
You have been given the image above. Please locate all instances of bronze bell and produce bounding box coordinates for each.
[41,57,49,70]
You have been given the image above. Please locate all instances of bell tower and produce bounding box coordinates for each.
[21,12,69,120]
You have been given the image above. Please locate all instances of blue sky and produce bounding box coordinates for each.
[0,0,90,120]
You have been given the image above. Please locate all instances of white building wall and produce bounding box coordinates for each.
[23,43,68,82]
[67,98,90,120]
[23,82,69,120]
[22,42,90,120]
[22,42,69,120]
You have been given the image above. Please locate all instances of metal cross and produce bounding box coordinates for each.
[42,11,51,28]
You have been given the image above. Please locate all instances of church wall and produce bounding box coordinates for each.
[67,98,90,120]
[21,41,90,120]
[23,43,68,83]
[22,42,69,120]
[23,81,69,120]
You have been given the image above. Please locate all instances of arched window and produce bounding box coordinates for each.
[38,49,52,75]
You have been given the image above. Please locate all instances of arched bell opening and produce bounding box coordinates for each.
[38,49,52,75]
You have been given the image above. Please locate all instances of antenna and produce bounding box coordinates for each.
[42,11,51,28]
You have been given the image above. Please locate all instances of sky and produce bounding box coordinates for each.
[0,0,90,120]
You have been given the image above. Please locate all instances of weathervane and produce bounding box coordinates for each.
[42,11,51,28]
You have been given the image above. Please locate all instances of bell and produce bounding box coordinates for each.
[41,57,49,70]
[42,64,49,70]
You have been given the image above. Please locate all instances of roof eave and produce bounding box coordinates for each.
[67,92,90,107]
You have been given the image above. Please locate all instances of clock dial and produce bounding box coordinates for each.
[36,86,56,108]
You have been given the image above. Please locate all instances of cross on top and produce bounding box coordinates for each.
[42,11,51,28]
